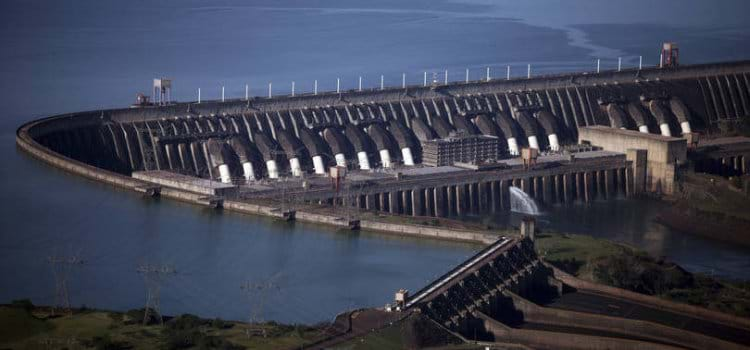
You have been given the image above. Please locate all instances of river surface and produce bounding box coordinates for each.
[1,0,749,323]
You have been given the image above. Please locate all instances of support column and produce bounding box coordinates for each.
[625,167,635,197]
[435,187,446,217]
[478,182,489,213]
[379,193,387,212]
[425,188,435,217]
[490,181,498,213]
[584,172,593,203]
[447,186,456,216]
[543,176,553,204]
[597,170,606,199]
[563,173,573,203]
[626,149,647,195]
[734,156,741,175]
[468,183,476,214]
[554,175,562,204]
[534,177,543,203]
[365,194,375,211]
[576,173,585,201]
[389,191,400,214]
[456,184,466,216]
[402,190,411,216]
[605,169,615,198]
[411,189,423,217]
[521,178,531,195]
[500,180,510,210]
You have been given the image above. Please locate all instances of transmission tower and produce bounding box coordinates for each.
[47,249,85,315]
[136,263,176,325]
[240,276,281,337]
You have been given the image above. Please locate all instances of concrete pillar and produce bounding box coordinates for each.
[626,149,647,195]
[625,167,635,197]
[456,184,466,216]
[365,194,375,211]
[554,175,562,204]
[543,176,553,204]
[584,172,593,203]
[468,183,476,213]
[596,170,605,199]
[402,190,411,215]
[500,180,510,210]
[447,186,456,216]
[521,178,531,196]
[490,181,498,213]
[425,188,434,217]
[605,169,615,198]
[563,173,573,203]
[478,182,489,213]
[434,187,446,217]
[356,195,363,209]
[389,191,400,214]
[411,188,423,217]
[734,156,742,175]
[575,173,584,201]
[533,177,543,202]
[379,193,387,212]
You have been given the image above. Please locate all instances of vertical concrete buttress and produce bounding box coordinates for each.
[411,188,423,217]
[389,191,400,214]
[434,187,446,217]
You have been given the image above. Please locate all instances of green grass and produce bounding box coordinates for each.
[0,306,325,350]
[675,172,750,221]
[535,232,750,318]
[337,323,406,350]
[0,306,53,344]
[534,232,632,280]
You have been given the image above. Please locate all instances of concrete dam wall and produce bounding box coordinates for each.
[20,60,750,185]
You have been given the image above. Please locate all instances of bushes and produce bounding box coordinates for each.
[163,314,241,350]
[82,335,131,350]
[10,299,34,312]
[592,253,694,295]
[125,308,160,325]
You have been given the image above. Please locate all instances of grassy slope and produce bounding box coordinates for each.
[674,172,750,221]
[535,232,750,318]
[0,306,322,350]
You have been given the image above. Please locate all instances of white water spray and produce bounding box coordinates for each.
[510,186,540,215]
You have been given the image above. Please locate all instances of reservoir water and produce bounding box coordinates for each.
[1,0,749,323]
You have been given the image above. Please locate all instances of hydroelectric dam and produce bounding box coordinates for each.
[16,59,750,240]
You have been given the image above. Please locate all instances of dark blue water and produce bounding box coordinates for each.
[1,0,749,322]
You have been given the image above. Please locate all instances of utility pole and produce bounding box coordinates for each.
[136,263,176,325]
[47,249,85,315]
